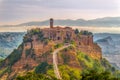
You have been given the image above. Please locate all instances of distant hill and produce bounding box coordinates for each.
[0,32,25,59]
[1,17,120,27]
[96,36,114,45]
[94,33,120,69]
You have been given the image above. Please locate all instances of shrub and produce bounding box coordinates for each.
[25,49,32,57]
[54,43,63,49]
[70,40,76,46]
[47,67,56,78]
[23,36,33,43]
[59,65,82,80]
[16,72,57,80]
[101,58,112,70]
[80,30,93,35]
[77,51,95,68]
[81,69,120,80]
[35,62,51,74]
[30,29,41,35]
[74,29,79,34]
[7,49,22,66]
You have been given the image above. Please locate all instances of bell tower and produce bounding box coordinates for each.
[50,18,53,28]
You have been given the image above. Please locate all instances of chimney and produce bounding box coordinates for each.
[50,18,53,28]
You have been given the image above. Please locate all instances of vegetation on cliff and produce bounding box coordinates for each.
[0,28,120,80]
[16,72,57,80]
[16,49,120,80]
[16,45,120,80]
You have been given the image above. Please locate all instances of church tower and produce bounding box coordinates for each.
[50,18,53,28]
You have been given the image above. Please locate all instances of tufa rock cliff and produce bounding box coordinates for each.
[0,19,102,80]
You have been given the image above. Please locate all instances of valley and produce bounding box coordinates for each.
[0,32,25,59]
[94,33,120,69]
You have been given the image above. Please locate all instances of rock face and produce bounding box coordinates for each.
[96,36,116,54]
[10,42,54,78]
[0,19,102,80]
[27,27,93,46]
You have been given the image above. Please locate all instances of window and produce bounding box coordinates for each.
[57,37,60,40]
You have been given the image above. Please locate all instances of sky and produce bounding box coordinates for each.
[0,0,120,25]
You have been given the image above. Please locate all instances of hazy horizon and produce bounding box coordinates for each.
[0,26,120,34]
[0,16,120,26]
[0,17,120,33]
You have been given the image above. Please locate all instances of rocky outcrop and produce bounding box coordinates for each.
[77,44,102,60]
[0,27,102,79]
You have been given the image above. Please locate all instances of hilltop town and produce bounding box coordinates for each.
[0,18,103,80]
[24,18,94,49]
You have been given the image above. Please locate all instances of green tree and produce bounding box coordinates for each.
[35,62,49,74]
[74,29,79,34]
[16,72,57,80]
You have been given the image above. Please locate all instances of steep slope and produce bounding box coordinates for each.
[16,45,119,80]
[0,28,119,80]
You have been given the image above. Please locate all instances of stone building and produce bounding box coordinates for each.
[42,27,76,42]
[24,18,94,49]
[41,18,93,45]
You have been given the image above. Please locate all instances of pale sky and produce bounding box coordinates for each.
[0,0,120,25]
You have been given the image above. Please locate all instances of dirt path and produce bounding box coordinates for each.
[52,44,71,79]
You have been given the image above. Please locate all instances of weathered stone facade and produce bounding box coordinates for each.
[0,19,102,80]
[24,18,94,49]
[41,19,93,46]
[42,27,75,42]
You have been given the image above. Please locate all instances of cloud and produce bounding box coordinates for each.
[33,0,119,10]
[0,0,120,25]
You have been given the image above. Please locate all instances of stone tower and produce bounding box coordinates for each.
[50,18,53,28]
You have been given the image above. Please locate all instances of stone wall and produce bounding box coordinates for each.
[24,27,94,48]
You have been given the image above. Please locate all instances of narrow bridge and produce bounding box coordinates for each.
[52,44,71,79]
